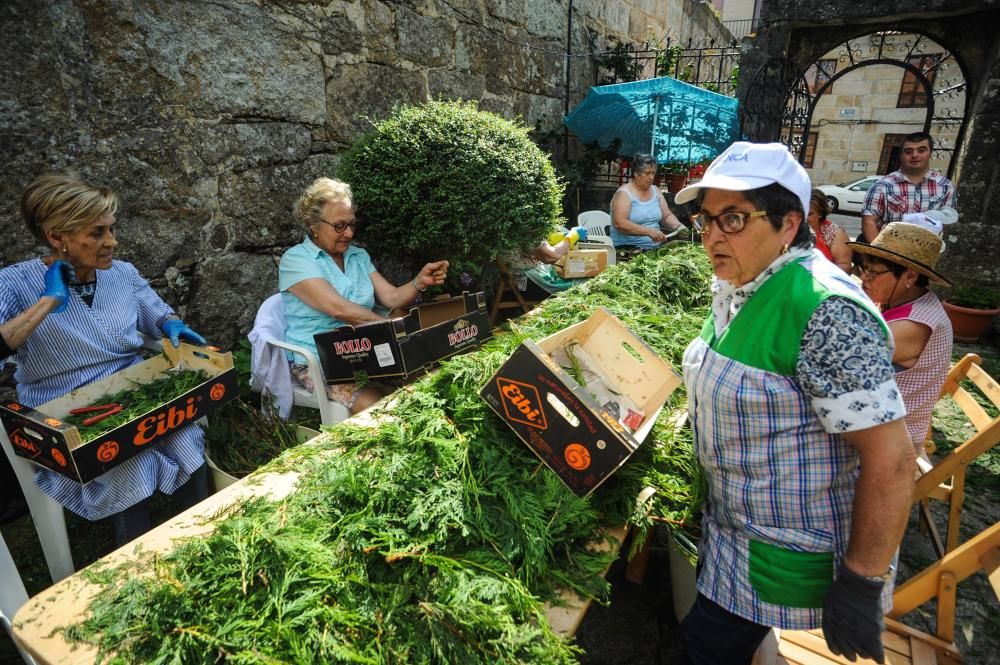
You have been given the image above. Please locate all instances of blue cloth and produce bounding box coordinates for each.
[278,235,377,361]
[610,186,663,249]
[0,259,206,521]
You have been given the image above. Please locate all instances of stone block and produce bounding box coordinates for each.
[485,0,528,26]
[219,155,337,250]
[323,62,427,143]
[526,0,567,39]
[363,0,398,64]
[118,1,326,124]
[428,69,486,101]
[397,6,454,67]
[513,91,564,129]
[185,252,281,347]
[321,7,365,56]
[195,122,313,173]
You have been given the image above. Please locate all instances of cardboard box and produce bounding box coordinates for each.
[314,291,492,385]
[480,308,680,497]
[1,343,238,484]
[555,249,608,278]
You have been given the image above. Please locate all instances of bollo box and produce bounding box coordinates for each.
[480,308,680,497]
[314,291,492,385]
[1,343,238,484]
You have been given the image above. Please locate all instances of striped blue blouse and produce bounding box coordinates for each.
[0,259,206,520]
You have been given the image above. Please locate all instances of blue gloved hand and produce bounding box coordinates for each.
[161,319,207,348]
[42,260,76,313]
[568,227,589,244]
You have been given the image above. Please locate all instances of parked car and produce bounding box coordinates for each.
[816,175,881,213]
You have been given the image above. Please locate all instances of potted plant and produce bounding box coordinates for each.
[942,285,1000,342]
[661,161,690,193]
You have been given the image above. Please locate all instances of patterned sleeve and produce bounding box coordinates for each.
[796,297,906,433]
[130,264,174,337]
[861,180,886,218]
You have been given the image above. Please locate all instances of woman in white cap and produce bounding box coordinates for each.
[848,214,953,459]
[672,142,914,664]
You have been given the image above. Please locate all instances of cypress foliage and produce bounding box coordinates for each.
[68,245,711,664]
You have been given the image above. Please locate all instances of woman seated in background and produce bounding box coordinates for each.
[0,174,209,546]
[808,189,852,272]
[279,177,448,415]
[610,153,687,250]
[848,215,953,459]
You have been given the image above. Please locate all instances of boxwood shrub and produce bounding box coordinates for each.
[338,101,564,273]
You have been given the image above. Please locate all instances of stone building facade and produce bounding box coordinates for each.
[738,0,1000,288]
[803,33,962,188]
[1,0,729,346]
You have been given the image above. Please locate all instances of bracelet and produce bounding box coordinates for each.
[412,277,427,292]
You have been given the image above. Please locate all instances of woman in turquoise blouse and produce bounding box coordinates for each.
[278,177,448,415]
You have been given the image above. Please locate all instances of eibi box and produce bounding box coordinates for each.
[480,308,680,497]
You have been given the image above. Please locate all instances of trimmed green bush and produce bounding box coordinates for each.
[338,101,564,272]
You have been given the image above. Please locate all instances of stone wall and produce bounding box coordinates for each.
[740,1,1000,290]
[1,0,728,347]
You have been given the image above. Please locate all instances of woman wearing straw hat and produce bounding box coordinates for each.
[848,214,953,458]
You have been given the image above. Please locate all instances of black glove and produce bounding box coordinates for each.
[822,562,886,663]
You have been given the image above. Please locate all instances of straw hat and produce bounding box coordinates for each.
[847,222,951,286]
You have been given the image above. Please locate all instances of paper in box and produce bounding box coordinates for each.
[1,343,238,484]
[555,249,608,279]
[480,308,680,497]
[314,291,492,385]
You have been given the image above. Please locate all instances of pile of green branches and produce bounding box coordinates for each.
[66,245,712,664]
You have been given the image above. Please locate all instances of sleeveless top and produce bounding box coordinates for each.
[882,291,953,453]
[683,254,901,629]
[610,185,662,249]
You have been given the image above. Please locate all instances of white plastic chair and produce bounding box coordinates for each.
[1,426,74,585]
[1,531,38,664]
[577,210,612,238]
[249,294,350,427]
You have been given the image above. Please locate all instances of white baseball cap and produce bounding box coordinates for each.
[675,141,812,216]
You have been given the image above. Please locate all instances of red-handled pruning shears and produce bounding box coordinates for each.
[69,403,124,426]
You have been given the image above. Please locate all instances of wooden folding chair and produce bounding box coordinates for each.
[915,354,1000,557]
[755,520,1000,665]
[488,257,542,327]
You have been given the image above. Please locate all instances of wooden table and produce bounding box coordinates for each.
[11,435,626,664]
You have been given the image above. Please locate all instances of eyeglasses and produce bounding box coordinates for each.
[690,209,769,234]
[859,267,894,280]
[319,219,358,233]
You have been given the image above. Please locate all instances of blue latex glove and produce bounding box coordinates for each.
[162,319,207,348]
[568,227,588,244]
[42,260,76,313]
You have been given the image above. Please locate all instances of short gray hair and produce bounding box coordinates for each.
[631,153,657,175]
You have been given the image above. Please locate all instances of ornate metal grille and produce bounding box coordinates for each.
[741,31,968,176]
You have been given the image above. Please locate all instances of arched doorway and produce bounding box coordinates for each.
[741,31,968,185]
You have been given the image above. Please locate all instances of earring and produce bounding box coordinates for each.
[62,245,68,254]
[782,243,789,254]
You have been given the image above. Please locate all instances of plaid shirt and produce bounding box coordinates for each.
[862,170,957,231]
[683,255,903,629]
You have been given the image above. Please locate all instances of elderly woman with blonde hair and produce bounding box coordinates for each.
[278,177,449,414]
[0,174,209,546]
